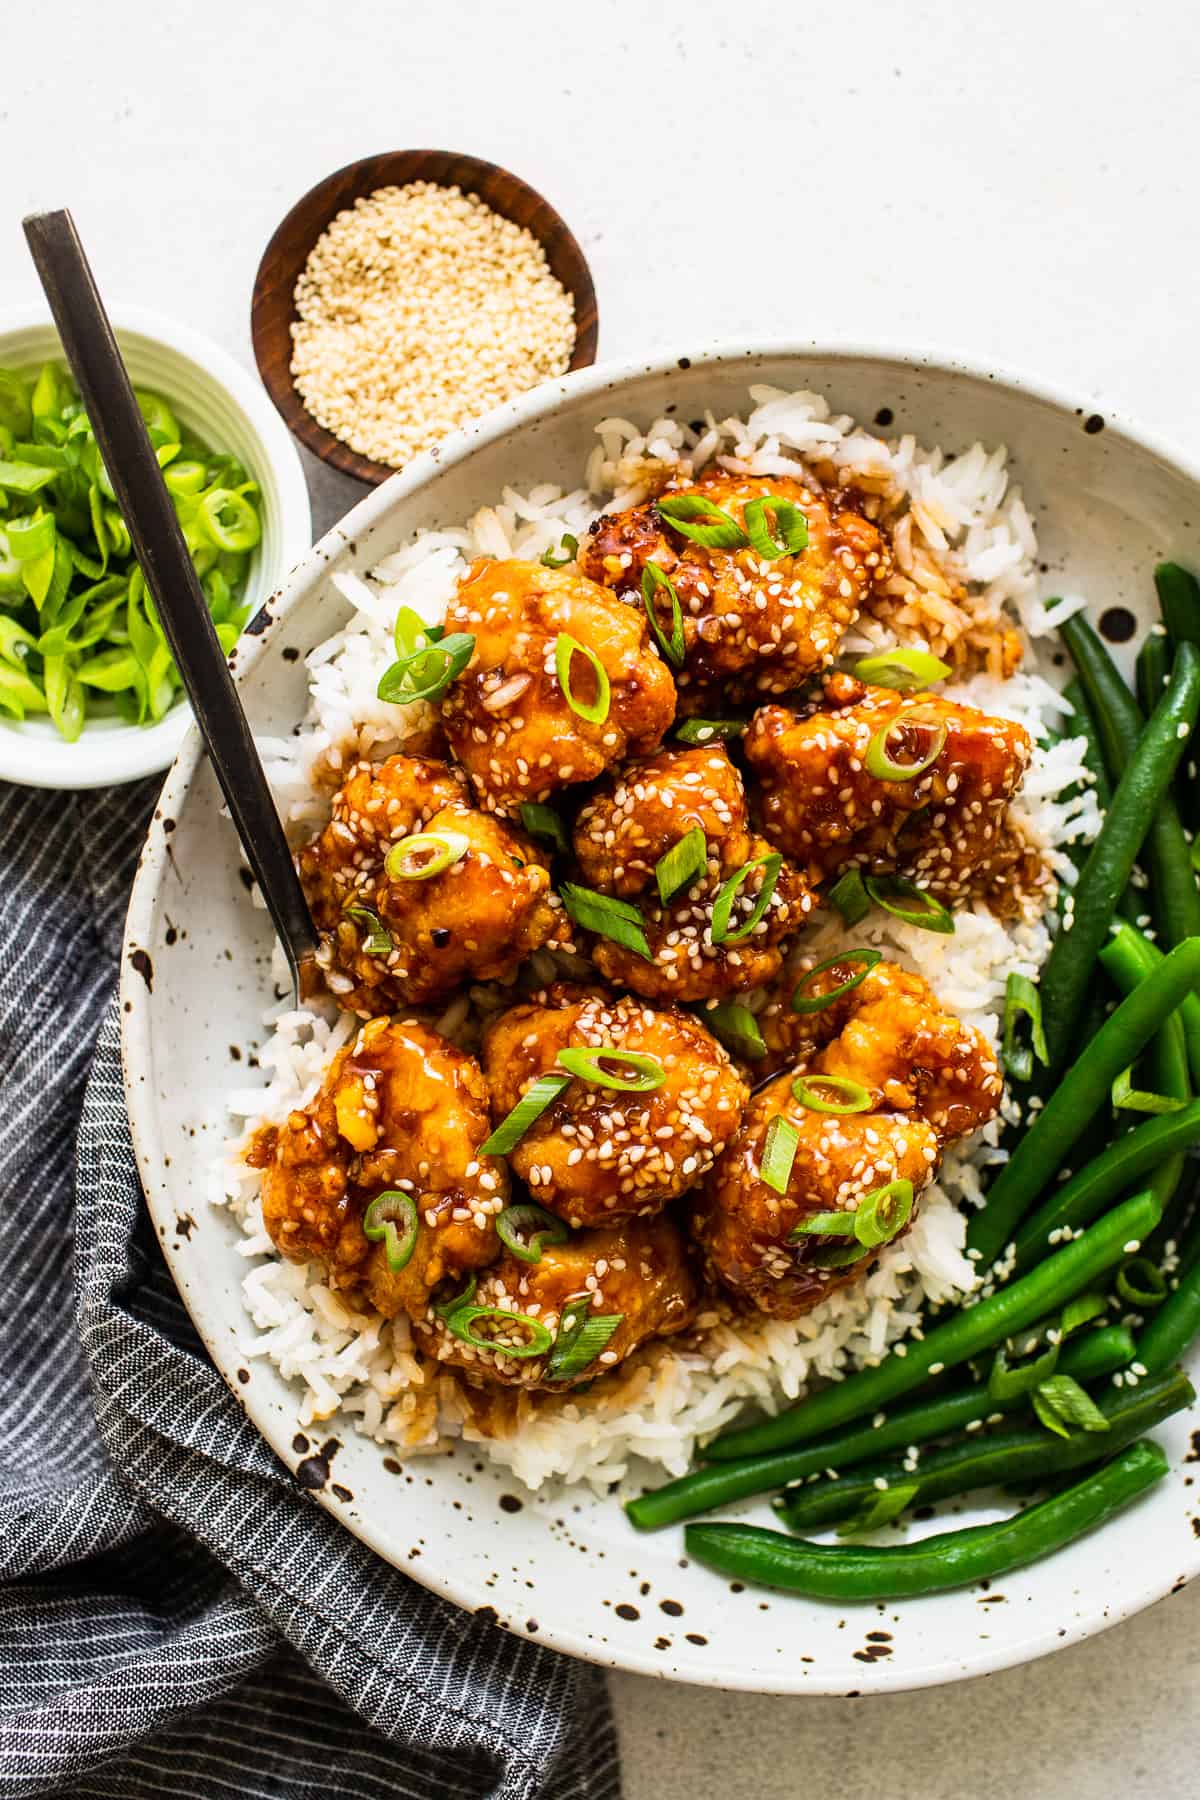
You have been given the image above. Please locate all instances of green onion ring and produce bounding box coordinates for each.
[362,1191,419,1272]
[442,1304,555,1360]
[496,1202,569,1264]
[547,1296,625,1379]
[556,1046,667,1091]
[384,830,470,882]
[864,705,948,781]
[852,647,952,691]
[987,1336,1061,1401]
[377,631,474,705]
[675,717,746,745]
[1111,1064,1188,1114]
[540,533,578,569]
[343,903,393,955]
[790,948,882,1015]
[656,493,749,549]
[742,496,809,560]
[1115,1255,1169,1309]
[555,632,611,724]
[761,1113,800,1194]
[656,826,708,904]
[1002,972,1049,1083]
[863,875,956,935]
[811,1238,872,1270]
[791,1073,873,1116]
[711,852,784,944]
[787,1210,858,1241]
[852,1178,915,1247]
[642,563,686,665]
[481,1073,571,1156]
[392,604,432,657]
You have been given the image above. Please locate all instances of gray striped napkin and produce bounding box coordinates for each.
[0,776,618,1799]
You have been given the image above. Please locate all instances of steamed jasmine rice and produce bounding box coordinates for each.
[220,386,1098,1494]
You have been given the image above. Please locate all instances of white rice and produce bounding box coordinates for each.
[220,385,1099,1495]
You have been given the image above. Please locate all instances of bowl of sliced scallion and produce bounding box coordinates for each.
[0,303,311,788]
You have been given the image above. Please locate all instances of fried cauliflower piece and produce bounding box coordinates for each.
[743,675,1033,907]
[482,988,748,1226]
[573,744,753,898]
[438,557,676,814]
[418,1216,698,1390]
[694,960,1001,1316]
[579,470,888,712]
[298,752,566,1014]
[255,1016,507,1321]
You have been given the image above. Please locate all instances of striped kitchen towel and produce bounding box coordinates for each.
[0,776,618,1800]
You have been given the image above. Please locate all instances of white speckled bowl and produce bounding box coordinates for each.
[121,345,1200,1693]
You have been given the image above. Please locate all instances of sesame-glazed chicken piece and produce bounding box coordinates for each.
[578,469,889,712]
[438,557,676,814]
[482,988,748,1226]
[298,752,567,1015]
[255,1016,507,1321]
[694,962,1001,1316]
[573,744,753,898]
[418,1216,698,1391]
[743,675,1033,908]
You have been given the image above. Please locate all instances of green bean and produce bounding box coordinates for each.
[1098,921,1191,1219]
[1099,919,1200,1091]
[1064,677,1139,925]
[707,1191,1161,1461]
[1062,617,1200,961]
[967,939,1200,1268]
[1137,630,1172,717]
[1042,631,1200,1067]
[624,1325,1134,1531]
[1011,1103,1200,1269]
[1155,562,1200,647]
[774,1368,1192,1532]
[684,1440,1168,1599]
[1139,1207,1200,1372]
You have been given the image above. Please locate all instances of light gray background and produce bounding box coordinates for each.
[4,1,1197,1792]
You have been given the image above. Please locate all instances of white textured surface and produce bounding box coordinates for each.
[6,0,1199,1789]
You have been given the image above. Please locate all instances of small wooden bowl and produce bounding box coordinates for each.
[251,149,599,487]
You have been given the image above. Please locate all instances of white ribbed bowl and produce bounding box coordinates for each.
[0,304,311,789]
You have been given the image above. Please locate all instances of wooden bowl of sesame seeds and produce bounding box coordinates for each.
[251,149,598,486]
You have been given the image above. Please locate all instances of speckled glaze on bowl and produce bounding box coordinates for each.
[121,345,1200,1694]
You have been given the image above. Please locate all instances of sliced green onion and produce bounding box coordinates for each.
[442,1304,554,1359]
[433,1274,478,1320]
[555,632,611,724]
[393,604,433,657]
[560,882,652,960]
[547,1296,625,1379]
[811,1238,872,1270]
[988,1337,1060,1401]
[742,495,809,559]
[362,1191,419,1272]
[481,1074,571,1156]
[852,647,952,691]
[1002,972,1049,1083]
[711,852,783,944]
[519,802,568,853]
[1033,1374,1112,1440]
[834,1480,920,1536]
[702,1001,766,1060]
[642,564,686,666]
[656,826,707,904]
[790,948,882,1015]
[377,631,475,704]
[852,1178,915,1247]
[787,1210,858,1240]
[761,1113,800,1194]
[656,493,749,549]
[540,533,578,569]
[1060,1293,1109,1338]
[199,487,261,554]
[556,1047,666,1091]
[1115,1256,1169,1309]
[864,875,955,934]
[384,830,470,881]
[864,705,948,781]
[496,1202,569,1264]
[791,1073,873,1116]
[1111,1064,1188,1114]
[675,717,746,745]
[343,904,392,955]
[826,868,871,926]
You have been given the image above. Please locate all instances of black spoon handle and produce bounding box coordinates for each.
[22,208,318,990]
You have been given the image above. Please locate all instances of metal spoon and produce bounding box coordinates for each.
[23,207,318,999]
